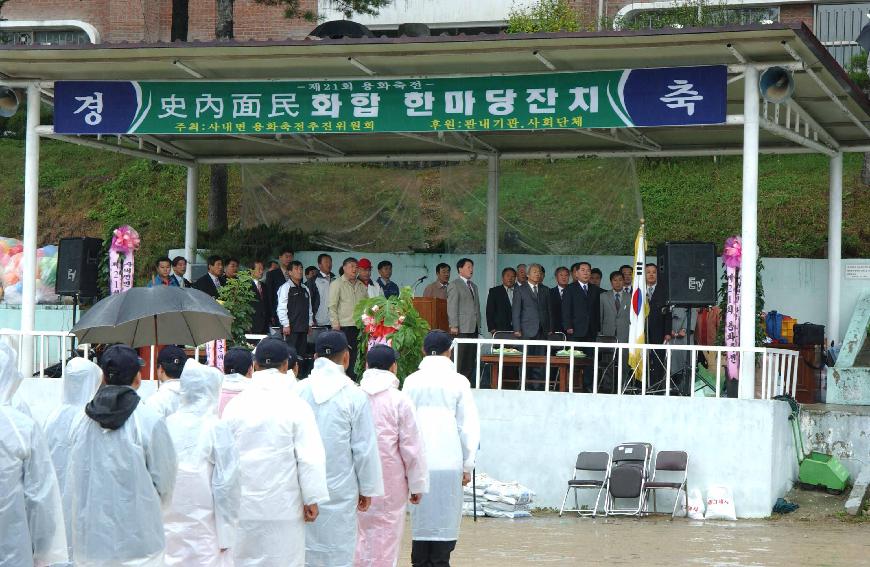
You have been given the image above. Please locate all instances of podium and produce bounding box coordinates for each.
[413,297,449,331]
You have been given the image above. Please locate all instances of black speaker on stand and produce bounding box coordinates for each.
[56,237,103,335]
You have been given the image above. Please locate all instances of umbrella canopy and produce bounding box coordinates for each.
[71,286,233,347]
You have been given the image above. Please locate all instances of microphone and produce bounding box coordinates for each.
[413,275,427,293]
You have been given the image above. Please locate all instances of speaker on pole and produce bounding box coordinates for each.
[56,237,103,297]
[657,241,717,306]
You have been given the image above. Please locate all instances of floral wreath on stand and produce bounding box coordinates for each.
[354,287,430,384]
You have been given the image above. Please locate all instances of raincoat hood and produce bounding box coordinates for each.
[221,372,248,392]
[360,369,399,395]
[85,385,140,430]
[309,357,354,404]
[418,354,458,374]
[179,358,223,417]
[63,358,103,406]
[0,341,24,404]
[251,367,297,390]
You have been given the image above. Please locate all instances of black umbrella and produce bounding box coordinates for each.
[71,286,233,347]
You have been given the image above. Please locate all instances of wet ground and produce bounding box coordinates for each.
[397,490,870,566]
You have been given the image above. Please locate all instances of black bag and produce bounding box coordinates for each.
[794,323,825,346]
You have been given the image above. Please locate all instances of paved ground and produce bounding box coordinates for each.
[397,490,870,566]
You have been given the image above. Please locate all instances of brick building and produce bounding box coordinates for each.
[0,0,317,44]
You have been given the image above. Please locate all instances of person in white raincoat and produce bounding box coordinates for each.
[356,345,429,567]
[43,357,102,563]
[296,331,384,567]
[0,340,33,417]
[164,359,240,566]
[219,347,253,417]
[0,340,69,567]
[222,337,329,567]
[402,330,480,567]
[67,344,177,567]
[145,345,187,418]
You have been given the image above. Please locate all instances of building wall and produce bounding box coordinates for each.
[0,0,317,43]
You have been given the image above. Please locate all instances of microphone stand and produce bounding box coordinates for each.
[413,275,427,294]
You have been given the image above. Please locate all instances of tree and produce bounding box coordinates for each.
[847,51,870,186]
[506,0,583,33]
[252,0,393,21]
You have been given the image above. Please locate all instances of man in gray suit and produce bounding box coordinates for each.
[447,258,481,382]
[599,271,631,393]
[512,264,551,390]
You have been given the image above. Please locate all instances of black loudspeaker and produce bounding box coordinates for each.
[795,323,825,346]
[56,237,103,297]
[657,241,717,306]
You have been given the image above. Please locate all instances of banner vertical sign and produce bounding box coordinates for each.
[722,236,743,381]
[109,225,140,294]
[206,339,226,371]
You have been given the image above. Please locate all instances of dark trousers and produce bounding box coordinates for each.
[524,330,546,391]
[412,540,457,567]
[456,331,478,385]
[285,331,309,377]
[341,326,360,381]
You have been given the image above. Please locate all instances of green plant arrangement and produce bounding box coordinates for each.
[217,269,256,348]
[353,287,430,383]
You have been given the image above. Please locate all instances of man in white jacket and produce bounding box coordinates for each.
[164,359,240,566]
[296,331,384,567]
[403,330,480,567]
[145,345,187,418]
[223,338,329,567]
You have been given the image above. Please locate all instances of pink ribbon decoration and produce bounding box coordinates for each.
[723,236,742,380]
[109,225,140,295]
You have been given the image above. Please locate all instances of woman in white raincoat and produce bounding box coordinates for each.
[43,357,102,563]
[164,359,240,566]
[402,331,480,566]
[356,345,429,567]
[222,337,329,567]
[0,340,68,566]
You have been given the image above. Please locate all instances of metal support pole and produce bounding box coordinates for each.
[486,155,500,291]
[827,152,843,345]
[20,84,41,377]
[184,165,199,280]
[739,67,759,399]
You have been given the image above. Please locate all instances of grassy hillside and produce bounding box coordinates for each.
[0,140,866,279]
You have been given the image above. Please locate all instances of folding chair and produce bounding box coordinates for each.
[605,442,652,516]
[559,451,611,517]
[644,451,689,519]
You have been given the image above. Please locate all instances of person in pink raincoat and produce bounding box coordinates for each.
[218,347,254,417]
[356,345,429,567]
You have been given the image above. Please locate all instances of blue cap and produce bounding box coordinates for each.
[100,344,144,383]
[315,330,349,356]
[254,338,289,366]
[423,330,453,356]
[224,347,253,375]
[366,344,398,370]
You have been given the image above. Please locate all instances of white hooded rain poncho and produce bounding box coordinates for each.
[165,359,240,566]
[0,341,68,566]
[0,340,33,417]
[43,357,102,562]
[296,357,384,567]
[66,371,177,566]
[222,365,330,567]
[146,377,182,418]
[402,355,480,542]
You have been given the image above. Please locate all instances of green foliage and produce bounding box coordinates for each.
[847,51,869,92]
[606,0,776,31]
[253,0,392,21]
[218,270,257,347]
[0,100,53,140]
[353,287,430,383]
[717,257,766,347]
[507,0,583,33]
[200,223,319,266]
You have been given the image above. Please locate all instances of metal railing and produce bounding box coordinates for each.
[815,4,869,68]
[451,337,799,400]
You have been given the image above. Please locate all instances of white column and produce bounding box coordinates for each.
[184,165,198,280]
[827,152,843,345]
[486,155,500,291]
[20,84,41,377]
[739,66,759,399]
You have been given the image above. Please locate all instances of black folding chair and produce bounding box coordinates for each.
[605,442,652,516]
[644,450,689,519]
[559,451,611,517]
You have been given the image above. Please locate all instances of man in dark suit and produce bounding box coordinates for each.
[193,255,225,299]
[645,263,672,389]
[561,261,601,392]
[265,248,294,325]
[549,266,570,336]
[277,260,313,372]
[248,260,272,335]
[485,267,516,336]
[512,264,552,390]
[171,256,191,288]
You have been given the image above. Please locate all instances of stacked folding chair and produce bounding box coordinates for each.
[605,442,653,516]
[558,451,611,517]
